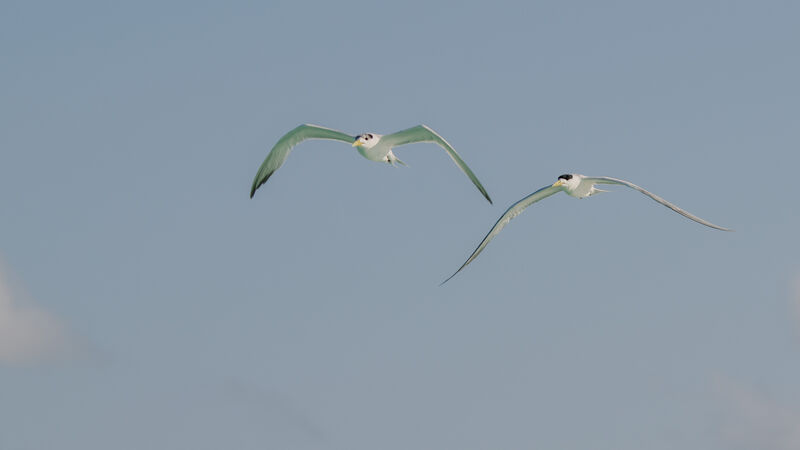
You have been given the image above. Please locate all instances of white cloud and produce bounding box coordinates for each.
[0,260,75,366]
[714,375,800,450]
[710,273,800,449]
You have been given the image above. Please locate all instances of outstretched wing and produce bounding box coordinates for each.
[441,184,562,284]
[381,125,493,204]
[584,176,732,231]
[250,124,356,198]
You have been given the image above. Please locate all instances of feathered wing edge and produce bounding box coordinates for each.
[441,185,562,285]
[584,176,733,231]
[250,124,355,198]
[383,125,493,204]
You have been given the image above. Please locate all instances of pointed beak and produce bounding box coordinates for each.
[352,139,362,147]
[552,180,564,187]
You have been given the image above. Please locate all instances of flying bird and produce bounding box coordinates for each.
[249,124,492,203]
[442,173,732,284]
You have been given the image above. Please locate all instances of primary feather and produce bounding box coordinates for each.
[441,185,560,284]
[250,124,355,198]
[382,125,492,204]
[583,176,732,231]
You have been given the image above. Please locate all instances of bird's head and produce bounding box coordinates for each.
[552,173,578,189]
[352,133,380,149]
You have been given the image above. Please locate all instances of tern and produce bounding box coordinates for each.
[442,173,732,284]
[249,124,492,203]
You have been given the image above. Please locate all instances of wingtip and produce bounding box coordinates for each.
[710,223,734,232]
[440,266,465,286]
[478,188,492,204]
[249,172,273,199]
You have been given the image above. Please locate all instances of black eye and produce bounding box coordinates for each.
[367,134,373,139]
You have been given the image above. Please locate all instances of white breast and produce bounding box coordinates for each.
[566,176,595,198]
[356,140,391,162]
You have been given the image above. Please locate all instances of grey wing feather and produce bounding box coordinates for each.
[250,124,355,198]
[584,176,733,231]
[382,125,493,204]
[441,185,562,285]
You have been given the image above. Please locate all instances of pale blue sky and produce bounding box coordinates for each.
[1,1,799,449]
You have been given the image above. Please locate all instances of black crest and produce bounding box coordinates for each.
[558,174,573,181]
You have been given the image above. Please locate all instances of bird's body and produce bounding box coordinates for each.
[442,173,732,284]
[249,124,491,203]
[350,133,397,164]
[559,174,605,198]
[354,136,389,162]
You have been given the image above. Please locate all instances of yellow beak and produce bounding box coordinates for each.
[552,180,564,187]
[352,140,362,147]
